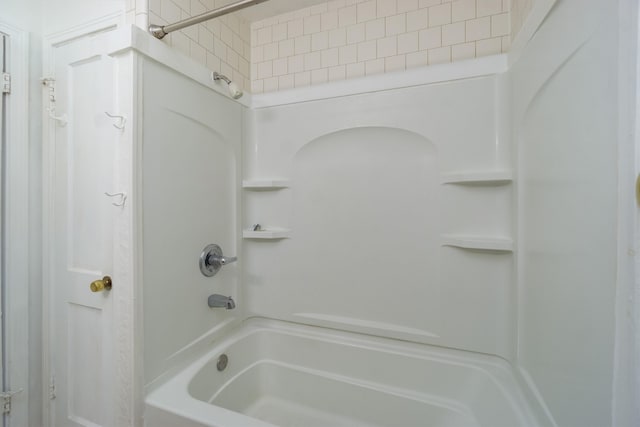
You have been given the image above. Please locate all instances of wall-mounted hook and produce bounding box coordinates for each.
[105,112,126,130]
[104,192,127,207]
[47,107,67,126]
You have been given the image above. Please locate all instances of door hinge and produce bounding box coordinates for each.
[49,376,56,400]
[2,73,10,94]
[1,389,23,414]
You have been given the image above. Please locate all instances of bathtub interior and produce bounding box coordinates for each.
[177,319,535,427]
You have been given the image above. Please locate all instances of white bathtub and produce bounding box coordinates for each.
[144,318,539,427]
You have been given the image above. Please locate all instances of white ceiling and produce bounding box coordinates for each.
[235,0,328,22]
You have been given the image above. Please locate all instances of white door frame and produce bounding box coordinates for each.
[0,20,31,427]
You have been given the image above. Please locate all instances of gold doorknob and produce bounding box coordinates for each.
[90,276,112,292]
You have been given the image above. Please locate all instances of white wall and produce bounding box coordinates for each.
[140,58,243,386]
[242,73,516,359]
[512,0,621,425]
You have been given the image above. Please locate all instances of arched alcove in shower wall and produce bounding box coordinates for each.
[242,74,515,359]
[288,127,441,340]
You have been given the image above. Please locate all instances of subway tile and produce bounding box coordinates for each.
[272,57,288,76]
[304,51,322,70]
[257,60,272,79]
[419,0,441,6]
[321,47,340,67]
[279,39,294,57]
[329,27,347,47]
[288,54,304,73]
[256,26,272,45]
[295,35,312,55]
[366,18,386,40]
[249,46,264,64]
[238,57,249,76]
[339,5,357,27]
[309,3,329,15]
[358,40,378,61]
[429,3,451,26]
[293,7,312,19]
[451,0,475,22]
[406,50,428,67]
[321,11,339,31]
[346,62,366,78]
[357,0,377,22]
[264,76,279,92]
[311,68,329,84]
[477,0,502,17]
[491,13,509,37]
[288,19,304,38]
[279,74,295,90]
[304,14,322,34]
[347,23,366,44]
[312,32,330,51]
[385,54,406,72]
[339,44,358,64]
[476,37,502,56]
[377,0,397,17]
[328,64,346,81]
[199,26,214,52]
[206,52,221,71]
[428,45,450,64]
[251,79,264,93]
[226,48,239,69]
[501,35,510,52]
[277,12,294,23]
[272,23,287,42]
[295,71,311,87]
[365,57,385,74]
[232,33,244,55]
[377,35,397,57]
[406,8,428,32]
[397,0,418,13]
[442,21,465,46]
[451,41,475,60]
[466,16,491,41]
[190,41,206,64]
[386,13,407,36]
[263,42,279,60]
[214,37,227,59]
[329,0,347,10]
[397,31,419,53]
[419,26,441,50]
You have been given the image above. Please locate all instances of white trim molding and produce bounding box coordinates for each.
[0,19,31,427]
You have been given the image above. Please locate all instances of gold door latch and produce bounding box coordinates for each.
[90,276,112,292]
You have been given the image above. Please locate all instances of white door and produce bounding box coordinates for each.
[47,38,117,427]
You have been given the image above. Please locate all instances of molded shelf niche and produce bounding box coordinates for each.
[242,179,290,190]
[243,228,291,240]
[441,234,513,252]
[440,171,512,185]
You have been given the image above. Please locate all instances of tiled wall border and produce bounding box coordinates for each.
[250,0,511,93]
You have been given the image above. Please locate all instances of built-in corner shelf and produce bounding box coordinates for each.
[441,234,513,252]
[243,228,291,239]
[440,171,512,185]
[242,179,290,190]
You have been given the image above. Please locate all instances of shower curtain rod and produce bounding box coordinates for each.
[149,0,270,39]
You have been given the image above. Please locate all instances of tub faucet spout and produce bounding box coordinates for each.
[208,294,236,309]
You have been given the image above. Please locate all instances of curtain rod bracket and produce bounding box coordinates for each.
[149,0,269,40]
[149,25,167,39]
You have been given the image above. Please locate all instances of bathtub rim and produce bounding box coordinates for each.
[145,316,543,427]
